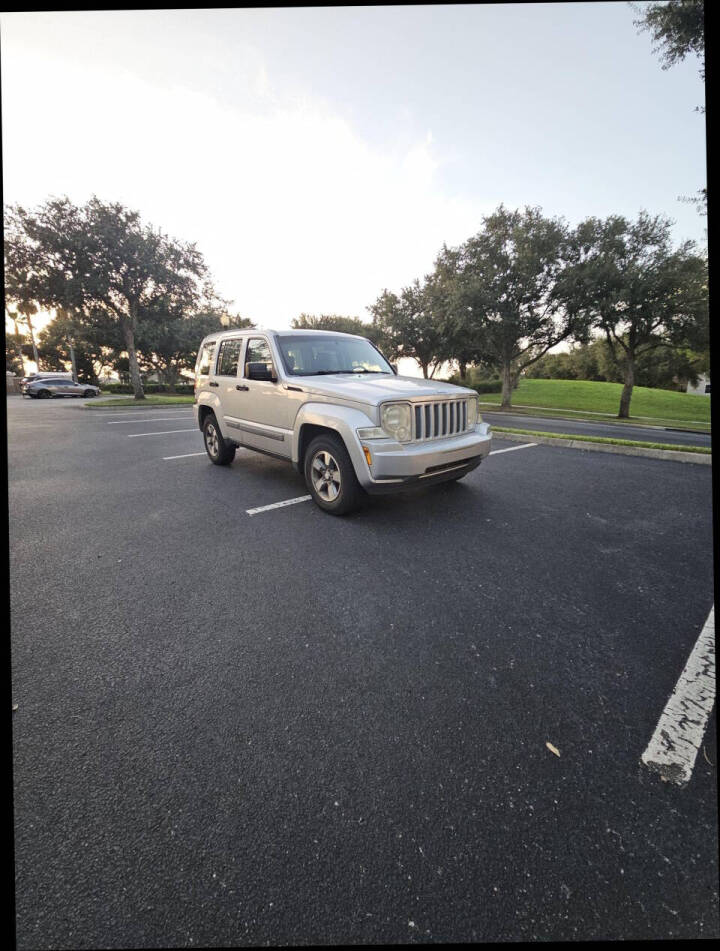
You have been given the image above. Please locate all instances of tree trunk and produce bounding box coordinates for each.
[12,318,26,375]
[458,361,467,381]
[618,356,634,418]
[69,341,77,382]
[25,315,40,370]
[501,362,513,409]
[421,362,429,379]
[123,322,145,400]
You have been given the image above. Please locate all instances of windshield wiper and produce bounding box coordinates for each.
[307,368,389,375]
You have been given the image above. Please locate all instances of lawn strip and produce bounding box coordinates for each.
[492,426,712,454]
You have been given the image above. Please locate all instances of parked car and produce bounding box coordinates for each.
[193,328,492,514]
[19,371,74,394]
[25,378,101,399]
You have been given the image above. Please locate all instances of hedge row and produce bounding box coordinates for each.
[100,382,195,394]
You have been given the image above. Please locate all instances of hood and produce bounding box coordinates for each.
[289,373,475,405]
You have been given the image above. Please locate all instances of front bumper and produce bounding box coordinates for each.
[357,423,492,494]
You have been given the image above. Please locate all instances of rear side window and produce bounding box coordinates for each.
[216,338,244,377]
[197,342,216,376]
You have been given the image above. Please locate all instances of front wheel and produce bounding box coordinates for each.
[37,390,52,399]
[203,414,236,465]
[304,434,364,515]
[84,389,97,398]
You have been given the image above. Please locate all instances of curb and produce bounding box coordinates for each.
[493,431,712,465]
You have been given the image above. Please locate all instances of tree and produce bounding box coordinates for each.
[633,0,705,78]
[136,309,254,389]
[368,280,448,378]
[4,197,213,400]
[35,308,121,384]
[633,1,706,211]
[291,313,384,347]
[564,211,708,416]
[525,335,706,389]
[5,330,28,376]
[440,205,583,408]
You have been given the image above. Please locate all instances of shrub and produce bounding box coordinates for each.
[100,382,194,394]
[468,379,503,394]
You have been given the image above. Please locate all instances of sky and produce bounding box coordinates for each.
[1,3,707,339]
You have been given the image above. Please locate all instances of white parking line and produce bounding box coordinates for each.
[490,442,538,455]
[127,429,197,438]
[163,451,207,460]
[245,443,540,515]
[94,409,193,418]
[246,496,312,516]
[108,416,193,424]
[641,605,715,786]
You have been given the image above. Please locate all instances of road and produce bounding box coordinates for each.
[8,395,718,947]
[482,411,711,448]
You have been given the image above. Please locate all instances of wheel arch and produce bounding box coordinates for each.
[293,402,375,488]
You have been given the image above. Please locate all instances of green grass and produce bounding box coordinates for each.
[475,379,711,430]
[493,426,712,454]
[85,395,195,409]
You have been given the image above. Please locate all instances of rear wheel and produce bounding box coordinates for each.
[203,414,236,465]
[304,433,363,515]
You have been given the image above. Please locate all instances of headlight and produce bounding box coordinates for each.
[381,402,412,442]
[467,396,479,427]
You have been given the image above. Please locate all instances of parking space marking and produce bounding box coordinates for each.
[246,496,312,516]
[163,451,207,460]
[127,429,197,438]
[244,443,540,515]
[641,605,715,786]
[489,442,538,455]
[108,416,193,424]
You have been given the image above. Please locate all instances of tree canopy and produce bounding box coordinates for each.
[634,0,705,78]
[4,196,215,399]
[562,211,708,415]
[434,205,584,406]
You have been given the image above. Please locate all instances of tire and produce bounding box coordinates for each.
[203,413,236,465]
[84,389,96,398]
[37,390,52,399]
[304,433,364,515]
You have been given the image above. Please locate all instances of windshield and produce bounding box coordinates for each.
[276,334,393,376]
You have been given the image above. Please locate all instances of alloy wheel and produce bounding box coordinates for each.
[311,450,342,502]
[205,422,219,458]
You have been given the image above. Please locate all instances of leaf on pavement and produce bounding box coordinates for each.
[546,741,561,757]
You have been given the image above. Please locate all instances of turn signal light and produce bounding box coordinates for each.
[362,446,372,466]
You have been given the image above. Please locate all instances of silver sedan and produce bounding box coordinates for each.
[25,378,101,399]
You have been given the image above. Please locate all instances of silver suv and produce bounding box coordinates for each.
[193,328,492,514]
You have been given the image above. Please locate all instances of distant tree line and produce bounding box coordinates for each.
[365,205,708,417]
[524,338,709,390]
[4,196,252,399]
[5,197,708,419]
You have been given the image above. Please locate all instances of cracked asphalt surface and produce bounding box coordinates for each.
[8,395,718,946]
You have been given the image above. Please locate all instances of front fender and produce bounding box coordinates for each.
[293,402,375,478]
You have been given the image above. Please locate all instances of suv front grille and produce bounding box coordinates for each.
[412,399,470,441]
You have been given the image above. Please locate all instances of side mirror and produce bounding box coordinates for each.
[246,361,276,382]
[390,363,398,375]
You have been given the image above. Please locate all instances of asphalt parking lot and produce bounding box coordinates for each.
[8,395,718,946]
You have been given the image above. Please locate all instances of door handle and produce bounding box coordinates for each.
[209,381,219,387]
[236,384,249,391]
